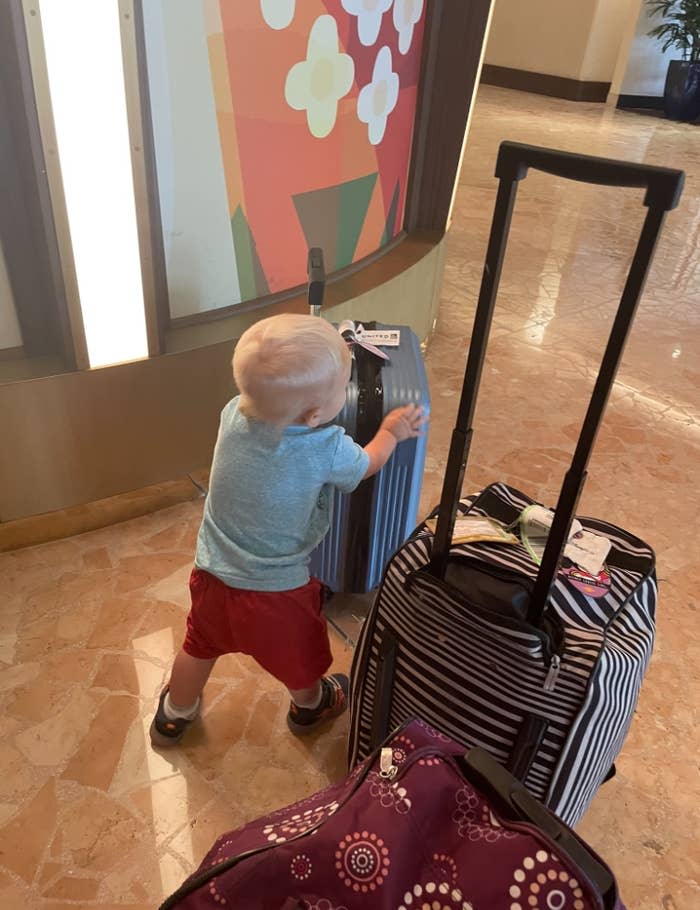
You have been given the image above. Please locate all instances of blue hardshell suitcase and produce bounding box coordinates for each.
[306,250,430,593]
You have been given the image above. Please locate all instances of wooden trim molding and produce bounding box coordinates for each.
[0,345,25,362]
[165,231,444,354]
[481,64,611,103]
[617,94,664,111]
[405,0,494,234]
[0,473,207,552]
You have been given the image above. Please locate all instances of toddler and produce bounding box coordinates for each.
[150,313,425,745]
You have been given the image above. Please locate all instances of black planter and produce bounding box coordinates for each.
[663,59,700,122]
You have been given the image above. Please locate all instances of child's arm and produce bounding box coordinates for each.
[363,404,427,478]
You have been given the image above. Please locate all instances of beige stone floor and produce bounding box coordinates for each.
[1,86,699,909]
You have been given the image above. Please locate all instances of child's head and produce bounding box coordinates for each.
[233,313,351,427]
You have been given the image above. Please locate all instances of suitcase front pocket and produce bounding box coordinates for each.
[407,561,564,669]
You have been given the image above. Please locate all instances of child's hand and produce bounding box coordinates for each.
[381,405,427,442]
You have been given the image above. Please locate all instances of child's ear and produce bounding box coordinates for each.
[302,408,321,428]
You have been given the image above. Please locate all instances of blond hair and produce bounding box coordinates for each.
[233,313,350,424]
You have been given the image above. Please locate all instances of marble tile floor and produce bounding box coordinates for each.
[1,86,699,908]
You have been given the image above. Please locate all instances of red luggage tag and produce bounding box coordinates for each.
[560,563,612,598]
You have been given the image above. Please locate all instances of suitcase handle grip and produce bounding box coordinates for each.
[496,140,684,211]
[307,247,325,316]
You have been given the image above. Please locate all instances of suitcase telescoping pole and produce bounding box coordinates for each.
[429,141,684,626]
[307,247,325,316]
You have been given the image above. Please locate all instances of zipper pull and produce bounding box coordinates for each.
[379,747,397,779]
[544,654,561,691]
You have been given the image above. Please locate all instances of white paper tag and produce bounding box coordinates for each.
[521,505,582,540]
[357,328,401,347]
[519,505,609,573]
[564,531,611,577]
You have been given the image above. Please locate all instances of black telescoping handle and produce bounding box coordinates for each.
[497,140,685,211]
[429,141,684,625]
[307,247,325,316]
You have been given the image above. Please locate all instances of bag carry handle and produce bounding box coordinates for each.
[429,140,684,627]
[307,247,325,316]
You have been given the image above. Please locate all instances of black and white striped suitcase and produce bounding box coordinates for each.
[348,141,684,826]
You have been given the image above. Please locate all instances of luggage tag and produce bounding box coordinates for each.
[337,320,391,361]
[355,324,401,347]
[565,532,611,576]
[560,564,612,598]
[519,505,611,576]
[425,514,519,545]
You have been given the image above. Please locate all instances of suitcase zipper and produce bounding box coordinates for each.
[380,746,398,779]
[544,653,561,691]
[384,744,457,782]
[162,733,604,910]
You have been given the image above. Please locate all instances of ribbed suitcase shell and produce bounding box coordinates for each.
[309,323,430,593]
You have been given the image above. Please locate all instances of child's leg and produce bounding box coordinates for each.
[236,578,348,733]
[286,673,349,735]
[151,567,228,747]
[168,649,216,709]
[150,650,216,747]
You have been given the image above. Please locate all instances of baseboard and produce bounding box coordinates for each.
[0,471,209,552]
[617,94,664,110]
[481,64,610,103]
[0,345,25,362]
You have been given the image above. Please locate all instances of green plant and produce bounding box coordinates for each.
[647,0,700,62]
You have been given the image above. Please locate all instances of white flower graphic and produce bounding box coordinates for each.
[357,45,398,145]
[341,0,393,47]
[285,15,355,139]
[260,0,295,30]
[393,0,424,55]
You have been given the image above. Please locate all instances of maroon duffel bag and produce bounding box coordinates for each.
[160,718,624,910]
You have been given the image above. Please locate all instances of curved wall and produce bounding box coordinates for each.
[0,236,444,525]
[0,1,494,537]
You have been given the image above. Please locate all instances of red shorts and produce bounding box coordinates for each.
[183,568,332,690]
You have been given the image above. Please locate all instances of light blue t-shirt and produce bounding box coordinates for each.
[195,396,370,591]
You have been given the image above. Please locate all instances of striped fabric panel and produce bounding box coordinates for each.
[348,483,656,826]
[546,578,656,820]
[351,555,592,802]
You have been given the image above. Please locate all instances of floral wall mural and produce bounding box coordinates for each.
[143,0,426,316]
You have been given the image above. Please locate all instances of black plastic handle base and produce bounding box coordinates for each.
[497,140,684,211]
[307,247,325,315]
